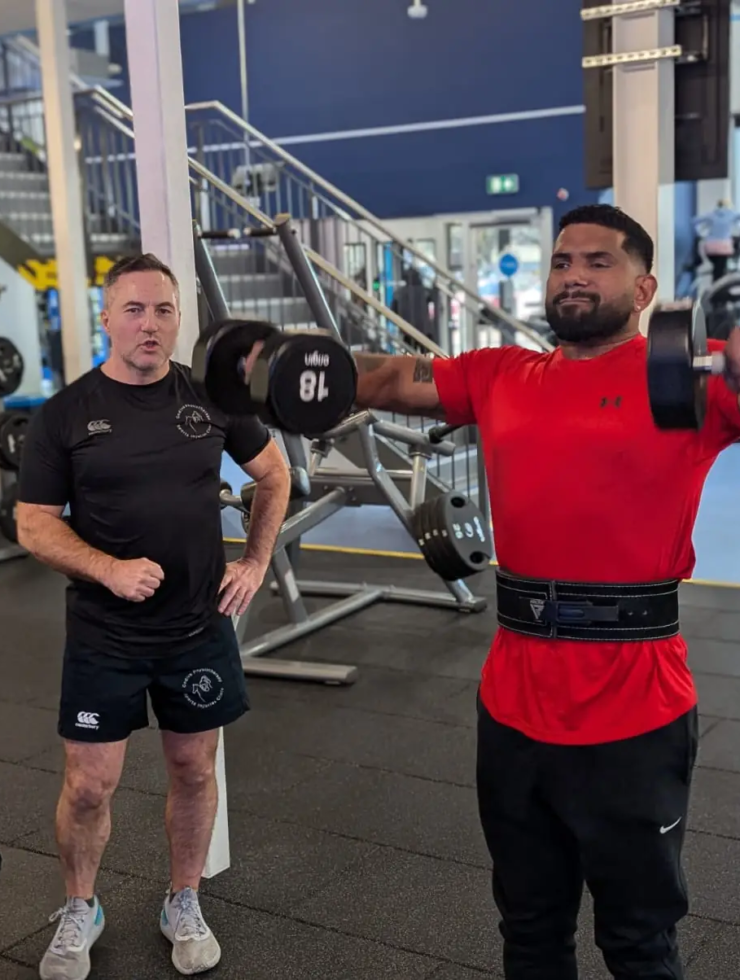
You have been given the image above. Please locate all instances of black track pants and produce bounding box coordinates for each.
[476,701,698,980]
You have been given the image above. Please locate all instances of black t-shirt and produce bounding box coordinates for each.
[18,362,270,656]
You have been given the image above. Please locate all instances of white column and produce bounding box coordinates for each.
[36,0,92,382]
[612,0,676,311]
[93,20,110,59]
[123,0,198,365]
[123,0,229,879]
[202,729,230,879]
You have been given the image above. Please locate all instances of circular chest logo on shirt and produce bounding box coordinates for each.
[183,668,224,709]
[176,403,212,439]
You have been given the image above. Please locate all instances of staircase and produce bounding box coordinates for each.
[0,39,139,265]
[0,33,554,506]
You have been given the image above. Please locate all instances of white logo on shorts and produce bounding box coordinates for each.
[76,711,100,729]
[183,668,224,709]
[87,420,111,435]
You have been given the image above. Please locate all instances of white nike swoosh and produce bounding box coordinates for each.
[660,818,682,834]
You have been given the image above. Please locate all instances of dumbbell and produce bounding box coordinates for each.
[647,301,727,430]
[192,319,357,438]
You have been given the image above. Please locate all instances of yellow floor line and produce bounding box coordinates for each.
[223,538,740,589]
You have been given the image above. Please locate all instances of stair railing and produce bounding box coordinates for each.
[185,100,553,356]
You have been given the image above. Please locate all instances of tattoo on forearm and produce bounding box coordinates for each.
[412,358,434,384]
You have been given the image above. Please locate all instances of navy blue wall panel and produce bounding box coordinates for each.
[88,0,598,219]
[239,0,584,135]
[290,113,590,220]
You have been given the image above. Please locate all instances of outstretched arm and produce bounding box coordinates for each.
[353,353,445,418]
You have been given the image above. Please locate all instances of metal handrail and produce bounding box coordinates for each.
[185,100,552,352]
[186,156,447,357]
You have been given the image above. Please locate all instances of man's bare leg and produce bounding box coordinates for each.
[57,739,128,898]
[160,729,222,976]
[161,728,219,891]
[39,740,127,980]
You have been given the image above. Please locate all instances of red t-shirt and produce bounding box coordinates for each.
[433,335,740,745]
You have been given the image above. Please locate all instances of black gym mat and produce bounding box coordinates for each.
[2,549,740,978]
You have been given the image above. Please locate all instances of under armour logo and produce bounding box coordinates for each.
[600,396,623,409]
[75,711,100,729]
[530,599,545,621]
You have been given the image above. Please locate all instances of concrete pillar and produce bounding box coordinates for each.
[36,0,93,382]
[612,0,676,311]
[123,0,198,365]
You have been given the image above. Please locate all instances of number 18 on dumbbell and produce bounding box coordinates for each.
[299,349,332,405]
[192,319,357,438]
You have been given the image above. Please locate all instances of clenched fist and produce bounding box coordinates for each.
[102,557,165,602]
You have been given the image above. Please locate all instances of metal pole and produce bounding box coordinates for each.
[192,222,230,321]
[237,0,251,172]
[274,213,342,342]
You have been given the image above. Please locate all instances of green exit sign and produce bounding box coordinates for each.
[486,173,519,195]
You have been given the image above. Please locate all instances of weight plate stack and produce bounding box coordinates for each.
[436,491,494,581]
[0,338,24,399]
[0,411,30,471]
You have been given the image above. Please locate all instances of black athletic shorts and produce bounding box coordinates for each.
[58,616,249,742]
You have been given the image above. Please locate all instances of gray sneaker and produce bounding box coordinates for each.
[160,887,221,975]
[39,897,105,980]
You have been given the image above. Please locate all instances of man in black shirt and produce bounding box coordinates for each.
[17,254,290,980]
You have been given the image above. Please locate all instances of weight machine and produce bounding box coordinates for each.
[193,216,491,686]
[222,411,488,685]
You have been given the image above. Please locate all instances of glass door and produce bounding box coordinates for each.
[469,221,544,327]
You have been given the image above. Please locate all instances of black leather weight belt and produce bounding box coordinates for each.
[495,570,680,642]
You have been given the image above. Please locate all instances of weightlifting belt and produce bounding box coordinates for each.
[495,570,680,642]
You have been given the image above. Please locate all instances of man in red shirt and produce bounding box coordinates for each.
[353,204,740,979]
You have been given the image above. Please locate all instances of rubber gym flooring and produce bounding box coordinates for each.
[2,548,740,978]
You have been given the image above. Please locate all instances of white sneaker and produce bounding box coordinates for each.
[39,897,105,980]
[160,887,221,975]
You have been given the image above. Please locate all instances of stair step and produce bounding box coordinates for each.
[0,153,29,174]
[209,247,279,277]
[227,295,312,326]
[0,189,51,215]
[216,273,285,301]
[0,172,48,192]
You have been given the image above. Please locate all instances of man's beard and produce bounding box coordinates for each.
[545,291,632,343]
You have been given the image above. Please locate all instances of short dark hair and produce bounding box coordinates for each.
[103,253,180,305]
[559,204,654,274]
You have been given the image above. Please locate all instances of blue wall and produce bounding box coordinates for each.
[79,0,597,220]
